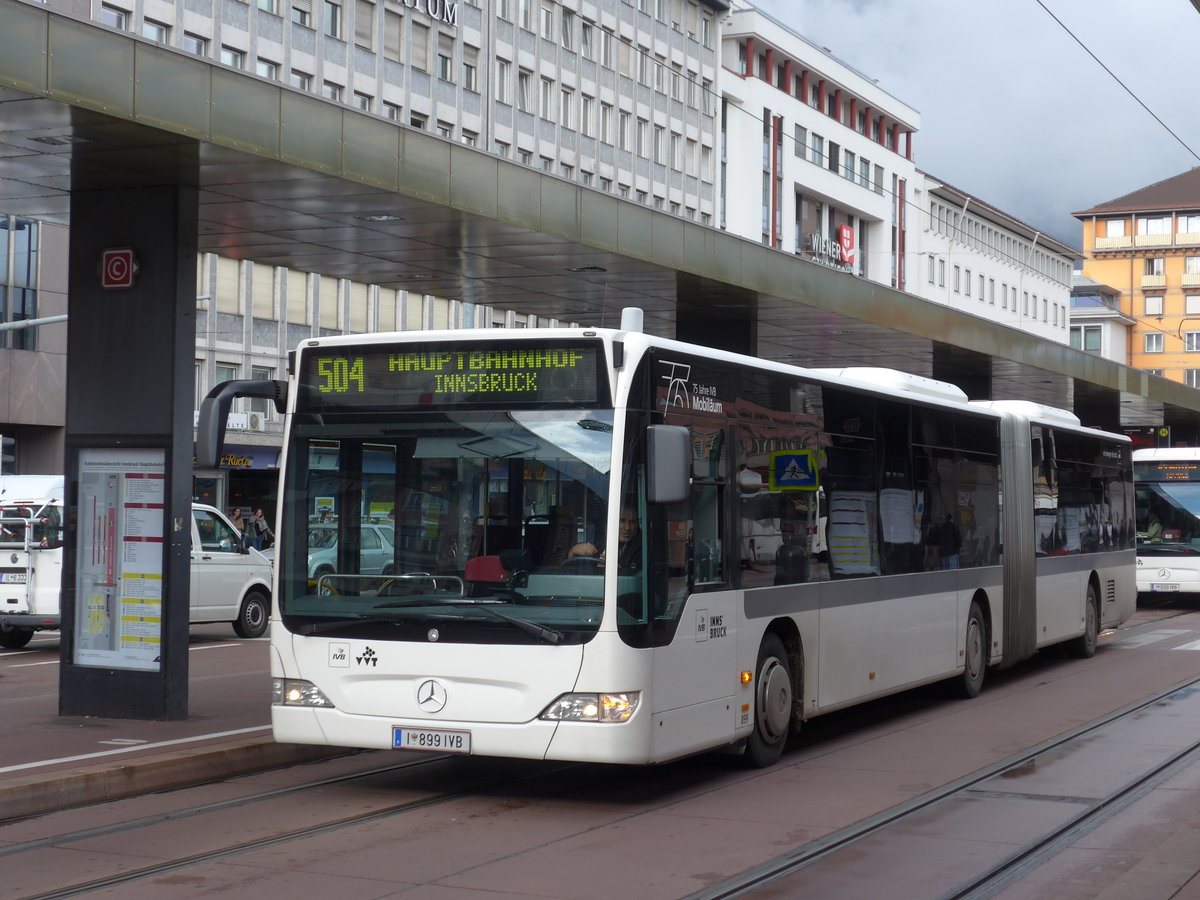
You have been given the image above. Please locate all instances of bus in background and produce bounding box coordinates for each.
[1133,447,1200,596]
[198,308,1135,768]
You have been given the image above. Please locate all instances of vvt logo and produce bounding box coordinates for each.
[356,647,378,667]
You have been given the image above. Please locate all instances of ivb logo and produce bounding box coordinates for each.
[328,642,350,668]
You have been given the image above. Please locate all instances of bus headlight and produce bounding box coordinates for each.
[540,692,639,723]
[273,678,334,708]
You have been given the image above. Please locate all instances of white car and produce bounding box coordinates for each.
[261,523,397,581]
[190,505,275,638]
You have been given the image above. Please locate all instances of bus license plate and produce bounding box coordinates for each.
[1,572,27,584]
[393,726,471,754]
[1151,584,1180,592]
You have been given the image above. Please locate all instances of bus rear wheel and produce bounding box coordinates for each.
[0,624,33,649]
[1068,584,1099,659]
[233,590,270,639]
[956,601,986,699]
[744,633,793,768]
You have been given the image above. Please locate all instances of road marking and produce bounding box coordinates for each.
[6,660,58,668]
[1173,639,1200,651]
[1112,629,1192,649]
[0,725,271,775]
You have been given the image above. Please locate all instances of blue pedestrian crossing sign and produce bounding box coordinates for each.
[769,450,819,491]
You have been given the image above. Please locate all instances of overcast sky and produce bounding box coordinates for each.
[749,0,1200,248]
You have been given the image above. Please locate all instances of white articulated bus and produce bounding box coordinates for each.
[198,309,1135,767]
[1132,447,1200,596]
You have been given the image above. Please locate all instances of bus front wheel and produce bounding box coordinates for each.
[744,633,792,768]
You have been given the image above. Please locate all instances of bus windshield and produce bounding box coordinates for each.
[1136,480,1200,555]
[279,409,617,644]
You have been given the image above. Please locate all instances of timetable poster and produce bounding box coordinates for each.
[74,449,166,671]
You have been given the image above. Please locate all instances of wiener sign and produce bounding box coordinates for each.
[300,340,606,411]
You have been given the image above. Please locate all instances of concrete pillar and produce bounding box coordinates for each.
[60,176,199,720]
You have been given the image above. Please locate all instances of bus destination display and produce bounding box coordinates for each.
[299,341,605,410]
[1134,461,1200,482]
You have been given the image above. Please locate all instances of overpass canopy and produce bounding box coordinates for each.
[0,1,1194,432]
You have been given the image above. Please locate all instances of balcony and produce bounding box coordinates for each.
[1094,236,1132,250]
[1183,272,1200,288]
[1135,234,1172,248]
[1141,274,1167,289]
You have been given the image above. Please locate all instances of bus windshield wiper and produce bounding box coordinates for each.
[377,597,565,644]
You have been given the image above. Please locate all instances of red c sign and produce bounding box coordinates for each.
[100,248,137,289]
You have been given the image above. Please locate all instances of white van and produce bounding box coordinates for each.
[0,476,273,648]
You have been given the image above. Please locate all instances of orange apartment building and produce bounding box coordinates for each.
[1075,167,1200,389]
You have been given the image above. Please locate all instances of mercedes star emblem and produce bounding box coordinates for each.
[417,679,447,714]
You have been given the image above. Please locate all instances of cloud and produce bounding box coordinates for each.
[749,0,1200,247]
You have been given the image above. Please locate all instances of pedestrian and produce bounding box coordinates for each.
[250,507,273,550]
[229,507,245,535]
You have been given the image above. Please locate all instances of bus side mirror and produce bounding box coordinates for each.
[648,425,690,504]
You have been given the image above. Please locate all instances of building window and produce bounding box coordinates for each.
[353,91,372,111]
[462,46,478,91]
[1145,257,1165,276]
[322,81,343,101]
[182,33,209,55]
[842,149,855,180]
[1181,215,1200,234]
[1146,368,1164,377]
[964,269,972,297]
[437,33,454,81]
[1186,332,1200,352]
[256,58,280,79]
[810,134,824,166]
[952,266,961,293]
[560,87,573,129]
[517,70,532,111]
[581,21,593,58]
[1146,296,1164,316]
[290,69,312,90]
[1138,216,1170,235]
[496,59,510,104]
[258,0,278,12]
[99,4,129,29]
[540,77,554,119]
[411,22,429,71]
[142,19,169,41]
[1187,295,1200,315]
[436,121,452,138]
[383,10,402,60]
[409,113,427,129]
[219,46,246,68]
[561,8,574,48]
[1187,369,1200,388]
[826,141,839,173]
[581,95,594,136]
[354,0,374,47]
[291,1,311,26]
[1144,332,1164,353]
[540,1,553,39]
[323,0,342,38]
[383,101,401,120]
[1105,218,1126,237]
[519,0,532,30]
[1070,325,1102,354]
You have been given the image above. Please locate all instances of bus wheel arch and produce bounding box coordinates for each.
[1067,577,1101,659]
[743,621,802,768]
[234,589,271,639]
